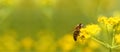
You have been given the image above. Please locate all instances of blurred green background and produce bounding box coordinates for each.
[0,0,120,52]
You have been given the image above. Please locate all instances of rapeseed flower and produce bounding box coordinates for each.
[76,24,101,45]
[75,15,120,52]
[58,34,75,52]
[98,16,120,26]
[88,40,100,49]
[107,17,120,26]
[0,35,20,52]
[78,24,101,41]
[21,37,34,51]
[85,24,101,35]
[35,31,56,52]
[98,16,108,24]
[82,47,93,52]
[115,34,120,44]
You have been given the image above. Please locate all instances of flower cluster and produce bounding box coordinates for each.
[98,16,120,44]
[98,16,120,26]
[77,16,120,49]
[77,24,101,43]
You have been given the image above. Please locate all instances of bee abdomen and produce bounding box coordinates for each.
[73,31,80,41]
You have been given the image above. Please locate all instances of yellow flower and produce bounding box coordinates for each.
[79,28,90,39]
[82,47,93,52]
[98,16,120,26]
[88,40,100,49]
[80,24,101,37]
[98,16,120,33]
[82,40,99,52]
[0,35,20,52]
[77,24,101,44]
[115,34,120,44]
[85,24,101,35]
[115,26,120,33]
[78,28,91,44]
[58,34,75,52]
[21,37,34,50]
[98,16,108,24]
[77,32,88,44]
[35,31,56,52]
[107,17,120,25]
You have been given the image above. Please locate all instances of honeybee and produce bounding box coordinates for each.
[73,23,83,41]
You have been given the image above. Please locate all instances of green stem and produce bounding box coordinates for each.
[109,48,112,52]
[106,25,113,52]
[113,45,120,48]
[92,37,110,48]
[112,36,115,47]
